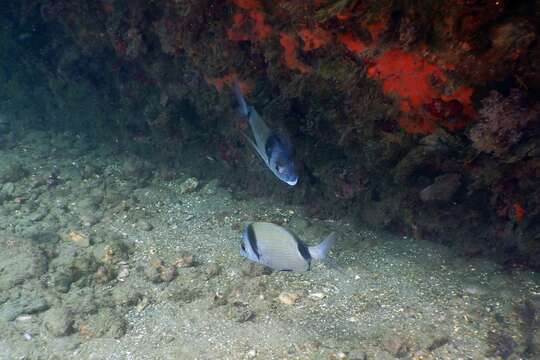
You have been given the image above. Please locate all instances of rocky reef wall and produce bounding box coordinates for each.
[1,0,539,267]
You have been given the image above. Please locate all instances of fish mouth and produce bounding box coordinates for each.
[285,177,298,186]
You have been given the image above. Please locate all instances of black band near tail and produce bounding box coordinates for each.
[246,224,260,259]
[297,241,311,261]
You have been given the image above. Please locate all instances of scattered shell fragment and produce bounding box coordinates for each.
[278,292,300,305]
[101,245,114,263]
[95,266,111,283]
[117,266,129,282]
[309,292,326,300]
[16,315,32,322]
[136,297,150,312]
[68,230,90,247]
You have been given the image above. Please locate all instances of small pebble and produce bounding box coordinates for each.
[246,349,257,359]
[175,254,194,268]
[179,177,199,194]
[160,266,177,282]
[278,292,300,305]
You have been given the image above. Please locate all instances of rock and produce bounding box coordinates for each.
[94,266,113,284]
[288,216,310,233]
[84,308,127,339]
[419,173,461,203]
[0,241,48,291]
[486,331,517,359]
[393,148,440,183]
[0,163,28,184]
[111,285,141,306]
[240,262,272,277]
[348,350,368,360]
[63,288,98,315]
[278,292,300,305]
[80,164,101,179]
[1,182,15,196]
[204,263,221,280]
[137,219,153,231]
[373,351,395,360]
[427,336,450,351]
[120,158,152,181]
[164,287,202,304]
[144,263,161,283]
[80,211,103,227]
[202,179,219,195]
[225,302,254,323]
[116,265,129,282]
[136,297,150,312]
[382,336,409,358]
[43,308,74,337]
[179,177,199,194]
[29,208,48,222]
[92,239,129,264]
[211,293,228,307]
[308,292,326,300]
[0,292,49,321]
[66,229,90,247]
[144,258,176,283]
[160,265,177,282]
[175,254,194,268]
[246,349,257,359]
[52,271,73,293]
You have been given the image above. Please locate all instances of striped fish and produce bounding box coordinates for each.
[232,81,299,186]
[240,222,336,271]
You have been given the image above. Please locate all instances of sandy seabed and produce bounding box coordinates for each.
[0,130,538,360]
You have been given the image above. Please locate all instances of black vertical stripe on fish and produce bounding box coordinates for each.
[265,133,281,160]
[246,224,260,259]
[297,241,311,261]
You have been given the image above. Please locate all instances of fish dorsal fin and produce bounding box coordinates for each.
[241,130,269,164]
[247,107,271,154]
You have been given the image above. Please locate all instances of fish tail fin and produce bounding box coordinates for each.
[308,232,336,260]
[232,80,249,117]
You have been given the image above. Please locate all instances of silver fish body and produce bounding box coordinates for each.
[240,222,336,271]
[233,82,298,186]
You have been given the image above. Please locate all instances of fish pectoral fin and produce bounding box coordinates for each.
[241,130,268,164]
